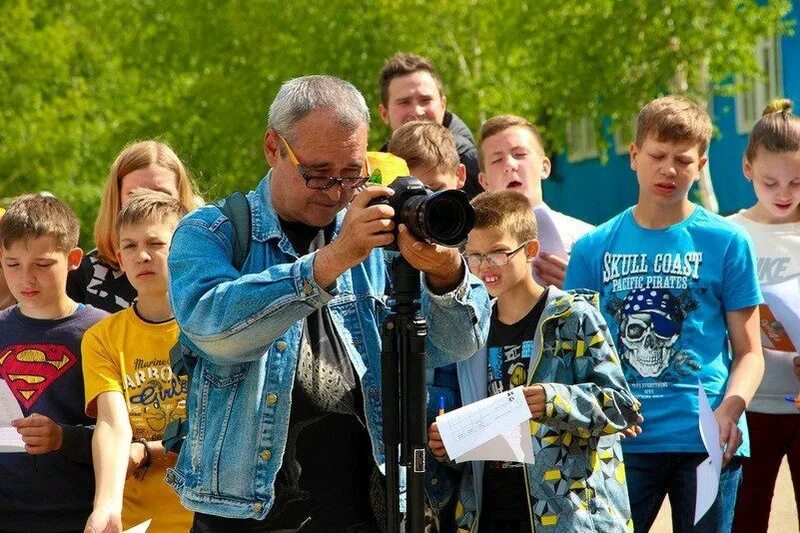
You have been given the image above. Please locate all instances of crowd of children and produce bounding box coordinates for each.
[0,88,799,533]
[0,142,199,533]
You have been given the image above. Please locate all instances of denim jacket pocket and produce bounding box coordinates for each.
[190,360,256,498]
[202,361,248,387]
[328,294,366,344]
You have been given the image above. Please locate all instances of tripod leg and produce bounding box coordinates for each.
[403,314,428,533]
[387,255,428,532]
[381,317,400,533]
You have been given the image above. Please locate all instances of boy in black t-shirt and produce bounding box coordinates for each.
[0,195,107,532]
[426,191,640,532]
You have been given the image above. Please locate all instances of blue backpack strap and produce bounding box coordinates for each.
[214,191,251,271]
[162,339,194,454]
[162,192,251,454]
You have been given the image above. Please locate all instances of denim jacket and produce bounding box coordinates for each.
[166,173,491,519]
[427,289,640,532]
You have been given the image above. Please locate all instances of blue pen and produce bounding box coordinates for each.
[786,396,798,403]
[438,396,446,416]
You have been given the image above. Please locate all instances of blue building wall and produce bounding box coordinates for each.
[549,1,799,225]
[546,145,638,225]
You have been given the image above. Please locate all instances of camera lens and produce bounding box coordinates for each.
[401,190,474,247]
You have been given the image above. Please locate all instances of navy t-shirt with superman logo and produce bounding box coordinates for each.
[0,305,106,531]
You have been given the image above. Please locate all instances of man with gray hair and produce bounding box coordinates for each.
[166,75,490,532]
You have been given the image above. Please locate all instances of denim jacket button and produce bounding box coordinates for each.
[253,502,263,512]
[165,471,175,483]
[260,449,272,461]
[430,477,438,486]
[276,341,287,351]
[303,279,313,296]
[266,393,278,405]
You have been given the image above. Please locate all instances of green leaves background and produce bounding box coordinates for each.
[0,0,792,245]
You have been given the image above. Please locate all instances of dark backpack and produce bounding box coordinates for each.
[215,190,252,270]
[162,191,252,453]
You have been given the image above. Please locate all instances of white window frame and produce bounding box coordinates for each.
[566,117,599,162]
[736,36,783,134]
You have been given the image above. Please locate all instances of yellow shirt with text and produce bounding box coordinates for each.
[82,307,191,533]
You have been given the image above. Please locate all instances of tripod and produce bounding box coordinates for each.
[381,255,428,533]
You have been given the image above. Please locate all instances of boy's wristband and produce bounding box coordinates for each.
[134,437,152,469]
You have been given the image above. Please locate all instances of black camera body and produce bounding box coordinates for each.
[368,176,475,251]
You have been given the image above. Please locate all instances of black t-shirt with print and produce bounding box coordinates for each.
[482,289,548,522]
[258,219,378,532]
[66,251,137,313]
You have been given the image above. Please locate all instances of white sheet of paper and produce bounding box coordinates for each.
[123,519,152,533]
[760,277,800,351]
[0,427,26,453]
[695,381,722,525]
[0,379,23,427]
[695,456,718,524]
[454,420,534,464]
[0,380,25,453]
[533,205,568,259]
[436,387,532,462]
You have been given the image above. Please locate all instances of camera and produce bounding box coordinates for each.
[368,176,475,250]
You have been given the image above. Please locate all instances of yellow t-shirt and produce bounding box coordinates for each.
[367,151,409,186]
[82,306,191,533]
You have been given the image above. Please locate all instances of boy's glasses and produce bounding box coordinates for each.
[464,241,531,270]
[277,134,372,190]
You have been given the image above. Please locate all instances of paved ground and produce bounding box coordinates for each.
[651,458,797,532]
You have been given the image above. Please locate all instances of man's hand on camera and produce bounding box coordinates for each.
[397,224,464,294]
[314,186,395,288]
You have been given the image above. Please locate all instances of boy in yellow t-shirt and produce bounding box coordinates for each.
[82,190,191,533]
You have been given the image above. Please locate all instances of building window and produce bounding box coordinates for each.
[566,117,599,162]
[612,115,637,155]
[736,36,782,134]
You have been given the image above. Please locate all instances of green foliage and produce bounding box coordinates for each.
[0,0,793,246]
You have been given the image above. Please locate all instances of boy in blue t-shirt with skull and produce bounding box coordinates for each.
[565,95,764,533]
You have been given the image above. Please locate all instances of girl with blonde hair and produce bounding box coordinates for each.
[67,141,199,312]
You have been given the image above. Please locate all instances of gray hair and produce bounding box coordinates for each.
[268,75,370,140]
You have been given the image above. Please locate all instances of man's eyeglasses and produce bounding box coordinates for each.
[278,134,372,190]
[464,241,531,270]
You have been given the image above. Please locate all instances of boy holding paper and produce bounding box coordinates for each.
[427,190,640,532]
[0,194,107,532]
[564,96,764,532]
